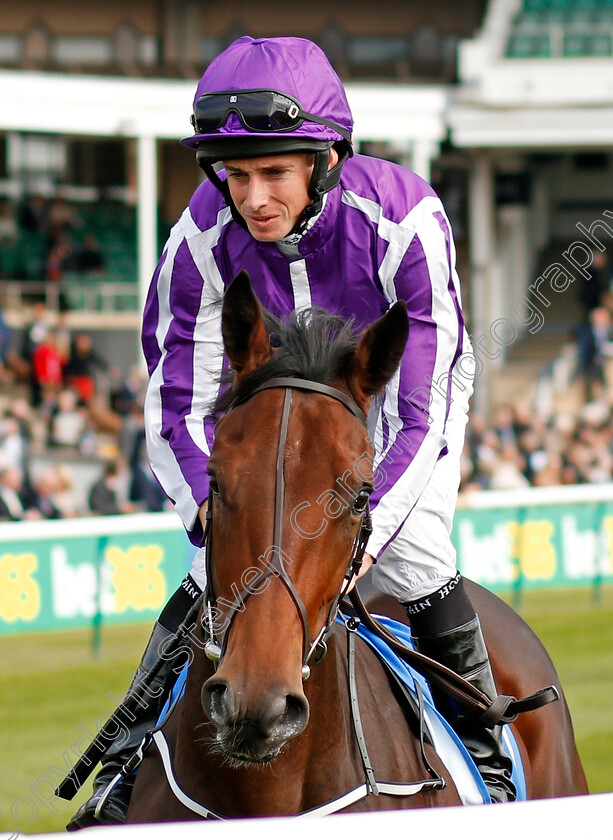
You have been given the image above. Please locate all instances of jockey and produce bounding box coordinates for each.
[68,35,514,829]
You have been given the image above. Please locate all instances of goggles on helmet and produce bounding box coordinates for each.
[191,89,351,144]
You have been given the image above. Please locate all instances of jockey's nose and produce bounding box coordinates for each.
[244,175,269,212]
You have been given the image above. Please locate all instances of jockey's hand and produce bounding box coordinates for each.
[198,499,209,531]
[346,552,374,592]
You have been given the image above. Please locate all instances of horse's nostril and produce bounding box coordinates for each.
[284,694,309,730]
[202,681,235,726]
[263,693,309,737]
[258,693,287,733]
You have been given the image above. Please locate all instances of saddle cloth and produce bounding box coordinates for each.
[157,615,526,806]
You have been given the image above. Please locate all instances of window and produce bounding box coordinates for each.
[0,35,20,63]
[18,135,66,174]
[573,153,610,170]
[52,37,112,66]
[348,37,408,66]
[201,37,223,63]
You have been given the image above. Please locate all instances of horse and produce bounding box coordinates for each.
[127,271,587,821]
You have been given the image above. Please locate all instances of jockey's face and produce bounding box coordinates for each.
[223,149,338,242]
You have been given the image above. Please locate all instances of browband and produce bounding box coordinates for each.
[251,377,368,428]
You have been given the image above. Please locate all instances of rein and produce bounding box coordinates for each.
[203,373,560,718]
[203,376,372,679]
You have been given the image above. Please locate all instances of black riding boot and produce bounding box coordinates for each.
[66,621,178,830]
[413,617,516,804]
[404,575,515,804]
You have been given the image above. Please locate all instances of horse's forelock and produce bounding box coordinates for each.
[212,307,358,415]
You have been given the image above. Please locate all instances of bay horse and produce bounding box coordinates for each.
[127,272,587,821]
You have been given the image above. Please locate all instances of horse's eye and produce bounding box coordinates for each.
[209,475,221,497]
[351,487,371,514]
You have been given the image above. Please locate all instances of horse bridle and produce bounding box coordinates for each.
[202,376,373,680]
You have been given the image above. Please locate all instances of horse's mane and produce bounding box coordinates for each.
[213,307,359,415]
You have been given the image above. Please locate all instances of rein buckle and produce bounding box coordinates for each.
[204,640,222,662]
[344,615,361,633]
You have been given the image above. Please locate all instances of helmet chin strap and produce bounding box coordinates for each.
[296,148,330,230]
[292,144,349,235]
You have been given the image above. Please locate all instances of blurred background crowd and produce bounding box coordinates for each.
[0,297,169,522]
[463,249,613,494]
[462,400,613,492]
[0,194,106,288]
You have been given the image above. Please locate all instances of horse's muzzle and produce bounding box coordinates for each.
[201,677,309,762]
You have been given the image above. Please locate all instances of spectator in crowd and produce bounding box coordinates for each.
[109,366,139,418]
[22,302,50,355]
[13,303,51,404]
[23,467,63,519]
[47,197,82,242]
[486,441,530,491]
[0,199,17,247]
[17,195,47,235]
[578,251,611,318]
[0,310,11,381]
[123,407,168,512]
[55,311,72,367]
[531,452,564,487]
[48,387,88,449]
[88,459,135,516]
[64,332,108,404]
[574,306,613,402]
[491,404,517,447]
[0,465,42,521]
[45,235,73,284]
[52,465,81,518]
[9,397,36,459]
[0,465,25,520]
[75,234,105,274]
[32,329,64,403]
[0,413,29,474]
[44,232,74,312]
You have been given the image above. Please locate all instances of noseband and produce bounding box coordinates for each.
[203,377,372,679]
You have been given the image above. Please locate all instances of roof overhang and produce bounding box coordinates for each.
[0,69,450,147]
[452,51,613,150]
[449,102,613,149]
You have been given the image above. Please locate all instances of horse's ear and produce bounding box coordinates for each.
[222,271,272,379]
[350,301,409,399]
